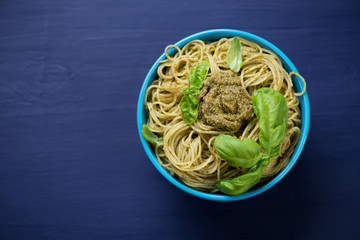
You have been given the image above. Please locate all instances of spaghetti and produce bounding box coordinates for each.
[144,37,306,192]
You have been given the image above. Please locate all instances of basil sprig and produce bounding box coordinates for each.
[141,124,163,146]
[214,88,288,195]
[180,61,210,125]
[215,156,270,195]
[226,37,242,73]
[252,88,288,156]
[180,94,199,125]
[188,61,210,88]
[214,135,263,168]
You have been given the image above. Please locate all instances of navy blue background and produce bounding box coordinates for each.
[0,0,359,239]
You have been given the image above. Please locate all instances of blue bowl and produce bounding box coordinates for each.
[137,29,310,201]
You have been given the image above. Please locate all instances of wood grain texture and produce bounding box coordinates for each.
[0,0,359,239]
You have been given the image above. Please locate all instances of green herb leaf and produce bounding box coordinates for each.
[214,134,263,168]
[252,88,288,156]
[182,86,200,95]
[180,94,199,125]
[188,61,210,88]
[215,156,270,195]
[141,124,164,146]
[226,38,242,73]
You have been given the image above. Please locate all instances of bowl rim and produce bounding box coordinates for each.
[137,29,310,201]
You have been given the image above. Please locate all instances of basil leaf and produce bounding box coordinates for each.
[214,134,263,168]
[180,94,199,125]
[226,38,242,73]
[252,88,288,156]
[215,156,270,195]
[188,61,210,88]
[141,124,164,146]
[182,86,200,95]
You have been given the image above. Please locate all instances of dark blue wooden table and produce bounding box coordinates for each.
[0,0,359,239]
